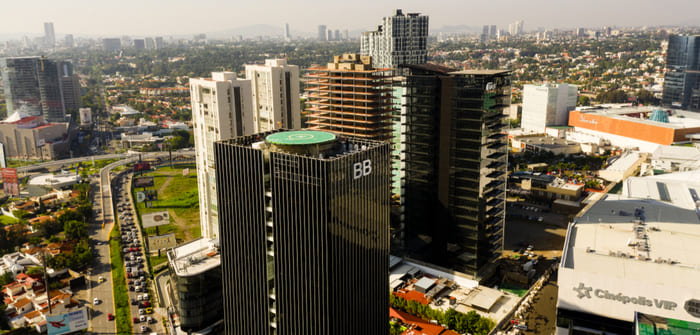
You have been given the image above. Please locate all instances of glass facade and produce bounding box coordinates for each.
[168,262,224,332]
[0,56,75,122]
[215,130,390,335]
[401,66,511,278]
[662,35,700,110]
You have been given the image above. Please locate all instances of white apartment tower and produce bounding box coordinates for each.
[521,83,578,133]
[190,72,253,239]
[244,59,301,132]
[360,9,429,69]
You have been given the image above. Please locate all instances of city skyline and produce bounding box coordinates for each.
[2,0,700,38]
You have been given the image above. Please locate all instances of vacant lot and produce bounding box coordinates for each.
[133,164,200,243]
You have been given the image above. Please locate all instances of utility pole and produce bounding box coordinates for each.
[41,252,52,315]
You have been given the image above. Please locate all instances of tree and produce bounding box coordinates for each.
[12,210,29,220]
[0,272,14,287]
[578,95,591,106]
[64,220,88,240]
[25,267,43,276]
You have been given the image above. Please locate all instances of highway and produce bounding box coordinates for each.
[88,157,139,333]
[16,151,195,173]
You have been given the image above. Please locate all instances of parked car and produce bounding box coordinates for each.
[140,325,148,332]
[93,298,100,305]
[107,313,114,321]
[131,298,138,305]
[133,317,139,323]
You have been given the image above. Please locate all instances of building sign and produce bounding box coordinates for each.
[142,210,169,228]
[685,299,700,318]
[353,159,372,179]
[148,233,177,250]
[136,190,157,203]
[578,115,599,125]
[133,176,154,188]
[573,283,677,310]
[47,308,88,335]
[1,168,19,197]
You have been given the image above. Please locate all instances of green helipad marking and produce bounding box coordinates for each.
[266,131,336,145]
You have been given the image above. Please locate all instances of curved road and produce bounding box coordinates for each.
[17,151,195,173]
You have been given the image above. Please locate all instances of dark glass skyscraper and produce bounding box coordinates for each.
[215,130,390,335]
[662,35,700,110]
[400,65,511,280]
[0,56,79,122]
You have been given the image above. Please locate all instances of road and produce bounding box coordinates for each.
[16,151,195,173]
[88,157,139,333]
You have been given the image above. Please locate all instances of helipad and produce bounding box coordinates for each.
[266,131,336,145]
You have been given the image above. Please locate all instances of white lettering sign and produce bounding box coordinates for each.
[573,283,677,310]
[353,159,372,179]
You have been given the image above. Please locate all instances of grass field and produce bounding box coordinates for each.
[109,225,132,334]
[133,164,200,242]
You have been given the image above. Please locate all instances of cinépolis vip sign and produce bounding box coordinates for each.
[573,283,678,311]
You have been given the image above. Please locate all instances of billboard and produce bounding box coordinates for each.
[0,143,6,168]
[142,210,169,228]
[148,233,177,250]
[133,176,155,188]
[1,168,19,197]
[135,190,158,203]
[47,308,89,335]
[133,162,151,172]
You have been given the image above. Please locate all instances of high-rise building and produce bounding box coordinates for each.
[43,22,55,47]
[155,36,164,49]
[0,56,76,122]
[521,83,578,133]
[317,25,327,41]
[305,53,394,141]
[490,25,497,37]
[284,23,291,41]
[662,35,700,111]
[334,29,340,41]
[133,39,145,50]
[144,37,155,49]
[481,25,489,43]
[400,65,511,279]
[326,29,333,41]
[244,59,301,133]
[64,34,74,48]
[190,72,253,239]
[58,61,81,113]
[215,129,390,335]
[360,9,428,70]
[102,38,121,51]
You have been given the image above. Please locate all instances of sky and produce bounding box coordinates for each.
[2,0,700,37]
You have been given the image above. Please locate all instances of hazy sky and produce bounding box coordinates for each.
[3,0,700,37]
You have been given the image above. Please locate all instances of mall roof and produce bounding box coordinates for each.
[562,172,700,290]
[575,106,700,129]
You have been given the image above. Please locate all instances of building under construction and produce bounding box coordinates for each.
[305,54,394,141]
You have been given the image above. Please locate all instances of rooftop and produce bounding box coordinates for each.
[390,258,519,325]
[265,130,336,146]
[562,173,700,290]
[449,69,511,76]
[575,106,700,129]
[167,238,220,277]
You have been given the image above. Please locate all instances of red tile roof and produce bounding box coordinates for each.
[390,308,459,335]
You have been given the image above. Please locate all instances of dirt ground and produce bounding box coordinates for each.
[521,280,558,335]
[503,218,567,259]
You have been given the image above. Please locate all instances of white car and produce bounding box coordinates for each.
[93,298,100,305]
[140,325,148,332]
